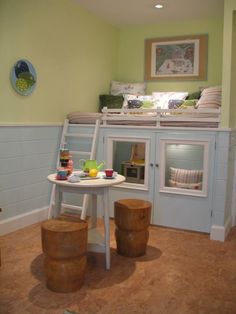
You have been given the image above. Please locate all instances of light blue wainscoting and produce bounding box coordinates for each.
[0,125,61,227]
[210,130,235,240]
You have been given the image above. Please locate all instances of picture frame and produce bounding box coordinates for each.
[144,34,208,81]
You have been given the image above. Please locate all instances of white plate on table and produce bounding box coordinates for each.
[80,175,100,180]
[70,171,100,181]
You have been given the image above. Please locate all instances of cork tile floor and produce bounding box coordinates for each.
[1,220,236,314]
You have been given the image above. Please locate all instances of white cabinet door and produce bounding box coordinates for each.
[101,128,156,220]
[153,132,216,233]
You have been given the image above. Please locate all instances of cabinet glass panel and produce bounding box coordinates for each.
[107,137,150,189]
[160,140,209,196]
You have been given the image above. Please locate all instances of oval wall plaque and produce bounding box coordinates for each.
[11,59,37,96]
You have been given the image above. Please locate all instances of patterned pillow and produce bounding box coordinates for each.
[196,86,221,109]
[122,94,159,109]
[178,99,198,109]
[170,167,203,184]
[110,81,146,96]
[152,92,188,109]
[127,99,143,109]
[168,99,184,109]
[169,179,202,190]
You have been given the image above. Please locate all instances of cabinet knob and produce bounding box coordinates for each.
[150,163,154,167]
[155,164,159,168]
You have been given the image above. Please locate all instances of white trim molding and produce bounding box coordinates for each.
[210,216,232,241]
[0,123,62,127]
[0,207,48,236]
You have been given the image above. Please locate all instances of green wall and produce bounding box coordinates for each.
[230,11,236,128]
[116,18,223,94]
[222,0,236,128]
[0,0,118,123]
[1,0,233,127]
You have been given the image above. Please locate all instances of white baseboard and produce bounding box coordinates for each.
[2,206,233,241]
[210,215,232,241]
[231,211,236,227]
[0,207,49,236]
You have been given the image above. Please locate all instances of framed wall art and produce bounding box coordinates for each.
[144,34,208,81]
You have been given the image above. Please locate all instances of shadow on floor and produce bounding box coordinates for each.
[28,245,162,310]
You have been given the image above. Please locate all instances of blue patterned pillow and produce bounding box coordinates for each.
[168,99,184,109]
[128,99,142,109]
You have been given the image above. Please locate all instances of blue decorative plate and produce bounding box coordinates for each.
[10,59,37,96]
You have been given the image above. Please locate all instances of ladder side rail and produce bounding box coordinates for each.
[81,118,101,220]
[48,119,69,218]
[90,119,101,159]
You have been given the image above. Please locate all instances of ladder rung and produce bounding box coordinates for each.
[62,203,83,211]
[49,203,84,211]
[70,151,90,156]
[65,133,93,138]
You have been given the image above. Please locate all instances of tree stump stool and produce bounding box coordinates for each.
[114,199,151,257]
[41,216,88,293]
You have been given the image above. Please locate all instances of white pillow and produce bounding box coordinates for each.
[110,81,146,96]
[152,92,188,109]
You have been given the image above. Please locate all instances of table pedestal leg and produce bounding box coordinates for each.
[102,187,110,270]
[91,194,97,228]
[54,186,62,217]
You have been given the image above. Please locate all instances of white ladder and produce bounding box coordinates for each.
[48,118,101,220]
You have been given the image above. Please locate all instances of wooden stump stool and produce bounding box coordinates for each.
[41,216,88,293]
[114,199,151,257]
